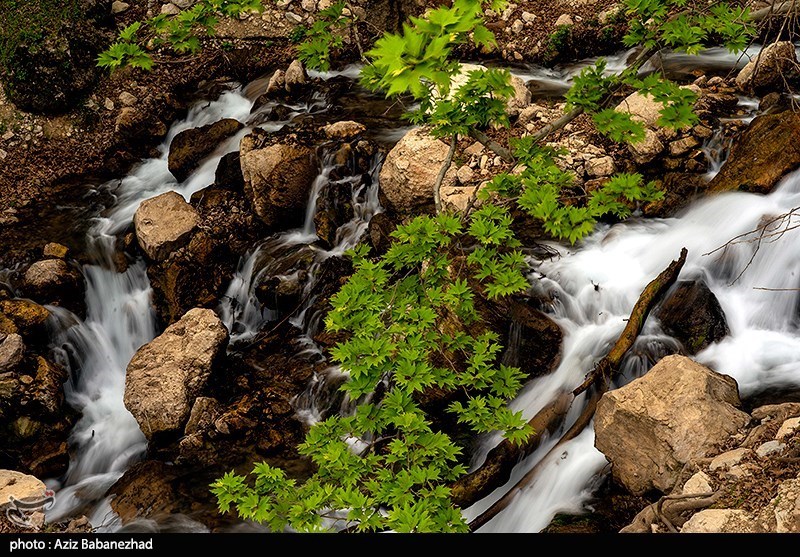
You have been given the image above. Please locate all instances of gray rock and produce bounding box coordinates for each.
[756,440,785,458]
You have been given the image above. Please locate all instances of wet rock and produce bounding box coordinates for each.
[42,243,69,259]
[22,259,84,312]
[735,41,799,95]
[643,173,709,218]
[30,357,67,417]
[134,191,200,261]
[759,92,791,114]
[367,212,396,255]
[506,301,563,379]
[115,107,168,142]
[668,136,699,157]
[0,334,25,374]
[185,397,222,435]
[213,152,244,191]
[656,279,729,354]
[709,112,800,195]
[240,135,319,230]
[267,69,286,95]
[108,461,180,523]
[594,355,750,495]
[124,308,228,441]
[379,127,457,216]
[323,121,366,140]
[168,118,244,182]
[0,300,50,340]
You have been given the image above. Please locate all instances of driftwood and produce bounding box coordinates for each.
[453,248,688,521]
[620,491,722,533]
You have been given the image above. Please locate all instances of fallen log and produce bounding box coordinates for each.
[457,248,688,526]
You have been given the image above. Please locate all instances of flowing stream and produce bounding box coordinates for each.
[5,44,791,531]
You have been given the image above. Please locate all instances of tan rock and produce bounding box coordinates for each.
[42,243,68,259]
[555,13,573,26]
[124,308,228,439]
[773,476,800,533]
[669,136,700,157]
[628,128,664,164]
[0,333,24,374]
[134,191,199,261]
[284,59,307,91]
[594,355,750,495]
[777,417,800,440]
[0,470,47,530]
[756,440,785,458]
[735,41,798,95]
[709,447,751,471]
[682,471,713,495]
[323,121,366,140]
[585,156,615,178]
[615,91,667,127]
[681,509,757,533]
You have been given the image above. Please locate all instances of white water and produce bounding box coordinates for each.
[475,168,800,532]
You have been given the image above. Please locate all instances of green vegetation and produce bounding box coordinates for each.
[97,0,264,71]
[295,1,350,71]
[207,0,755,533]
[545,24,572,58]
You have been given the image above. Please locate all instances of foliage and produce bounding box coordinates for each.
[97,0,264,71]
[545,24,572,57]
[295,2,349,71]
[212,213,532,532]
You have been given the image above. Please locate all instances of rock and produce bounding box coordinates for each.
[115,107,168,141]
[615,91,665,127]
[628,129,664,164]
[668,136,699,157]
[184,397,222,435]
[0,300,50,339]
[709,448,751,471]
[284,59,307,92]
[457,165,475,184]
[773,477,800,533]
[214,152,244,190]
[323,121,366,140]
[759,92,791,114]
[30,357,67,416]
[103,98,114,111]
[378,128,457,216]
[23,259,84,311]
[161,3,181,15]
[594,355,750,495]
[440,183,481,214]
[506,301,563,379]
[0,470,47,524]
[267,69,286,96]
[118,91,137,107]
[134,191,199,261]
[682,471,712,495]
[735,41,799,95]
[42,243,69,259]
[124,308,228,440]
[511,19,524,33]
[168,118,244,182]
[507,76,532,117]
[756,440,785,458]
[0,334,24,373]
[367,212,396,255]
[172,0,196,8]
[585,156,615,178]
[777,417,800,440]
[656,279,729,354]
[522,11,536,23]
[709,112,800,195]
[555,14,573,26]
[239,137,319,230]
[681,509,757,533]
[111,1,129,14]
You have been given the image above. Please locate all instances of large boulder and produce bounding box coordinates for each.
[735,41,799,95]
[594,355,750,496]
[709,112,800,195]
[167,118,244,182]
[379,127,458,216]
[133,191,199,261]
[22,259,84,312]
[123,308,228,440]
[239,135,319,230]
[656,279,729,354]
[615,91,666,127]
[0,470,48,529]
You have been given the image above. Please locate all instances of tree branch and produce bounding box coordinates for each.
[434,135,458,214]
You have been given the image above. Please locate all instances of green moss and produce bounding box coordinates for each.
[545,25,572,58]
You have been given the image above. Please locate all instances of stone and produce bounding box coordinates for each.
[681,509,756,533]
[0,334,24,373]
[555,14,573,26]
[0,469,47,528]
[709,112,800,195]
[457,165,475,184]
[521,11,536,23]
[124,308,228,440]
[669,136,700,157]
[682,471,712,495]
[378,128,458,216]
[23,259,84,311]
[115,107,168,141]
[133,191,200,261]
[777,417,800,441]
[285,11,303,23]
[301,0,315,11]
[161,2,181,15]
[756,440,785,458]
[111,1,130,13]
[265,69,286,98]
[284,59,307,92]
[0,300,49,339]
[773,477,800,533]
[507,75,532,117]
[511,19,524,33]
[585,156,615,178]
[735,41,799,95]
[168,118,244,182]
[323,121,366,140]
[628,128,664,164]
[184,397,222,435]
[440,183,480,214]
[118,91,137,107]
[239,136,319,230]
[615,91,666,127]
[594,355,750,495]
[214,152,244,191]
[42,243,69,259]
[172,0,196,7]
[656,279,729,354]
[709,448,751,471]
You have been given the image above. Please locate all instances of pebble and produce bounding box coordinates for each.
[111,0,130,13]
[301,0,316,11]
[521,11,536,23]
[118,91,138,107]
[2,131,14,141]
[555,13,573,26]
[161,3,181,15]
[285,11,303,23]
[0,149,6,160]
[103,98,115,111]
